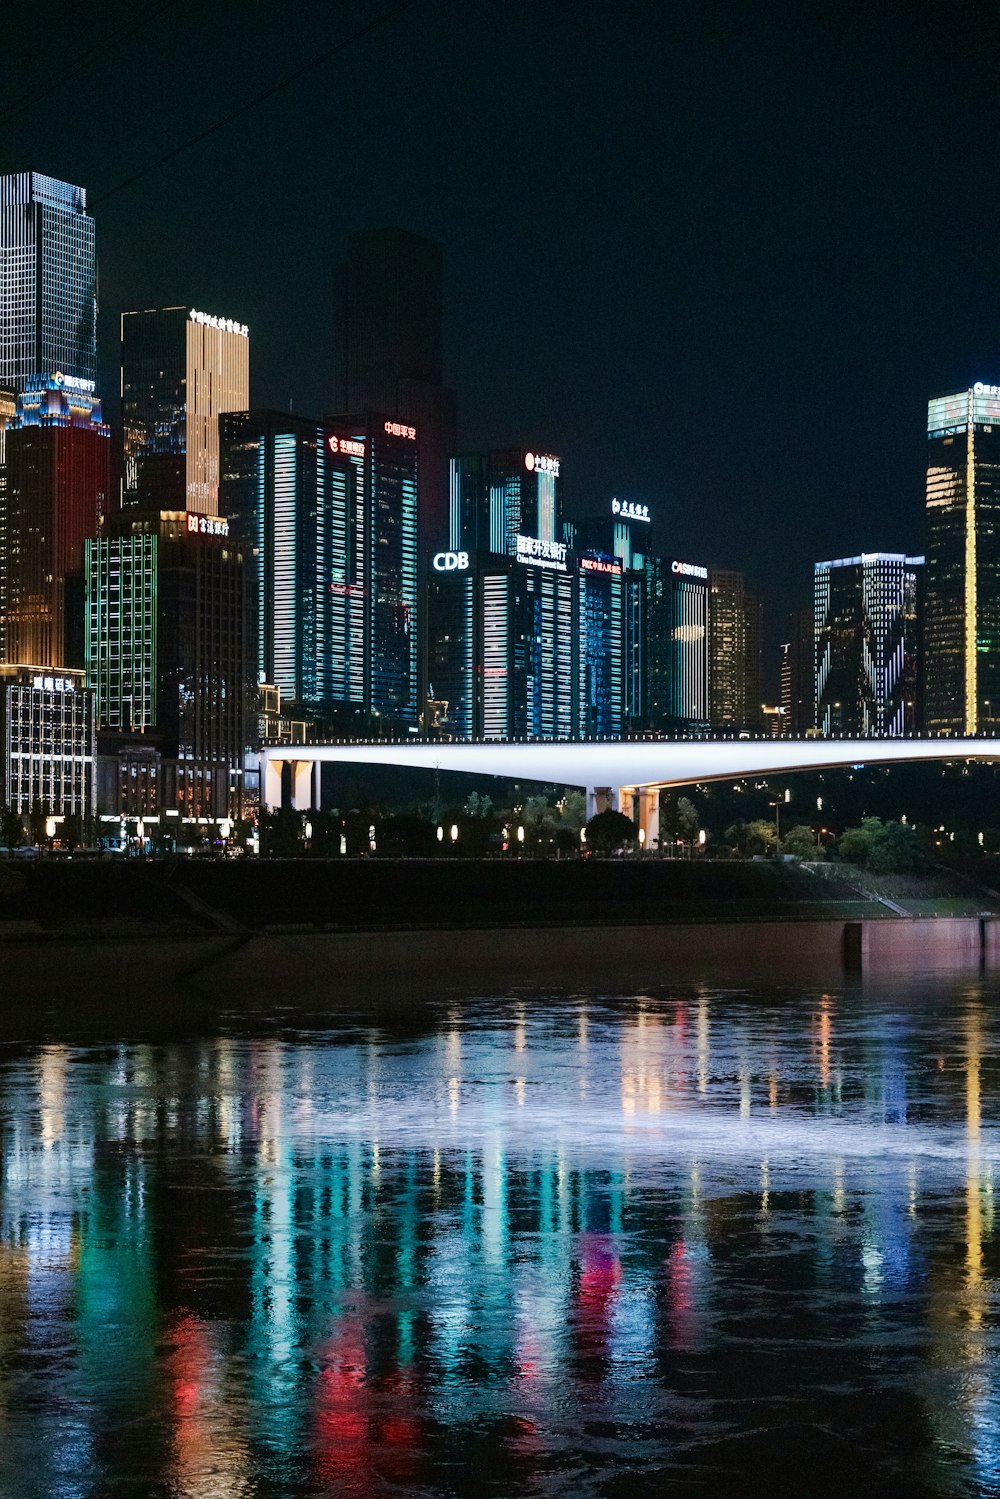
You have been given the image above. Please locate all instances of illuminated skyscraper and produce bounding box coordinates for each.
[223,411,419,729]
[814,553,922,737]
[644,557,710,731]
[0,173,97,394]
[334,229,456,553]
[220,410,356,710]
[924,383,1000,734]
[427,545,575,740]
[779,607,816,736]
[85,510,246,817]
[450,448,563,557]
[121,307,249,516]
[2,375,110,667]
[708,569,763,731]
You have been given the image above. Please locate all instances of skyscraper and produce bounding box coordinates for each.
[220,409,356,710]
[450,448,563,557]
[334,229,456,553]
[814,553,922,737]
[779,606,816,736]
[2,375,110,667]
[924,383,1000,734]
[644,557,710,731]
[85,509,246,817]
[121,306,249,516]
[0,173,97,394]
[708,569,763,732]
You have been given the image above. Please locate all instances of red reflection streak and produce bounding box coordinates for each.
[166,1312,216,1483]
[312,1324,422,1490]
[664,1241,695,1350]
[574,1235,621,1362]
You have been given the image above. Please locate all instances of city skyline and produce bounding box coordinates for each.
[3,3,997,632]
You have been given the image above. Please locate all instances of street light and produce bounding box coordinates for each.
[450,823,458,843]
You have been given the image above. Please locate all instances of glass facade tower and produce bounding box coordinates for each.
[814,553,923,737]
[0,173,97,394]
[924,384,1000,735]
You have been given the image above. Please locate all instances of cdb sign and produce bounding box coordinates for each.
[432,551,469,572]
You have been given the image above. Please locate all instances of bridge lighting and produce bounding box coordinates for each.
[436,825,444,842]
[450,824,459,843]
[517,826,525,843]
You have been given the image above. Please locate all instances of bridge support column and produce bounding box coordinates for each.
[289,758,314,811]
[586,786,621,819]
[639,788,660,851]
[262,757,283,813]
[313,758,323,811]
[619,788,636,822]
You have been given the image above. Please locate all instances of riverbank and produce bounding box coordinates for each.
[1,859,999,1029]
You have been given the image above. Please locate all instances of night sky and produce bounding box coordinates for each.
[4,0,1000,650]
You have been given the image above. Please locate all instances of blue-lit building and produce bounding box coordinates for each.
[643,556,710,732]
[0,173,97,394]
[450,448,563,557]
[221,410,419,730]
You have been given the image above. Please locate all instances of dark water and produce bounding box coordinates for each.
[3,977,1000,1497]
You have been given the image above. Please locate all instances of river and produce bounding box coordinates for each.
[1,974,998,1496]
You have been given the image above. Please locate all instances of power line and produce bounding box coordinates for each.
[91,0,422,208]
[0,0,188,127]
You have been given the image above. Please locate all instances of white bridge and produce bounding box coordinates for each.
[260,737,1000,845]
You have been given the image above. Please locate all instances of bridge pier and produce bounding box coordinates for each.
[262,757,283,813]
[586,786,621,820]
[639,788,660,849]
[289,758,315,812]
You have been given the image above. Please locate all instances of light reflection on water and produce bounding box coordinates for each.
[1,978,1000,1496]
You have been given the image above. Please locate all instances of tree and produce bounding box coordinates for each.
[585,808,637,854]
[838,817,886,866]
[464,791,493,819]
[0,803,23,852]
[867,820,928,874]
[725,818,777,858]
[781,823,823,860]
[660,792,699,846]
[29,796,48,847]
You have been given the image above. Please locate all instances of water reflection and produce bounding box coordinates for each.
[2,980,1000,1495]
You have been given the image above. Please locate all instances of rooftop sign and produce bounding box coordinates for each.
[612,498,650,522]
[187,513,229,537]
[671,559,708,580]
[189,309,248,337]
[384,421,416,440]
[524,452,560,476]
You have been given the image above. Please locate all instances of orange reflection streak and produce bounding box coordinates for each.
[813,996,831,1088]
[965,1010,984,1328]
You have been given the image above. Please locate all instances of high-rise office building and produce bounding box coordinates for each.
[224,412,419,729]
[334,229,456,554]
[2,374,110,667]
[0,173,97,394]
[708,569,763,731]
[121,307,249,516]
[924,383,1000,734]
[567,499,652,726]
[85,509,246,817]
[814,553,923,737]
[0,385,15,633]
[427,542,577,740]
[644,557,710,731]
[779,607,816,736]
[220,410,358,712]
[451,448,563,557]
[0,665,95,819]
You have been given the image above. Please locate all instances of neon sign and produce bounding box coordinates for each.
[187,513,230,537]
[53,372,96,394]
[974,382,1000,396]
[32,675,75,693]
[580,556,621,575]
[612,498,650,522]
[516,535,567,570]
[329,435,365,457]
[384,421,416,440]
[671,559,708,580]
[433,551,470,571]
[524,452,560,476]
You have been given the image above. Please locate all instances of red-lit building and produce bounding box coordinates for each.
[1,374,110,668]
